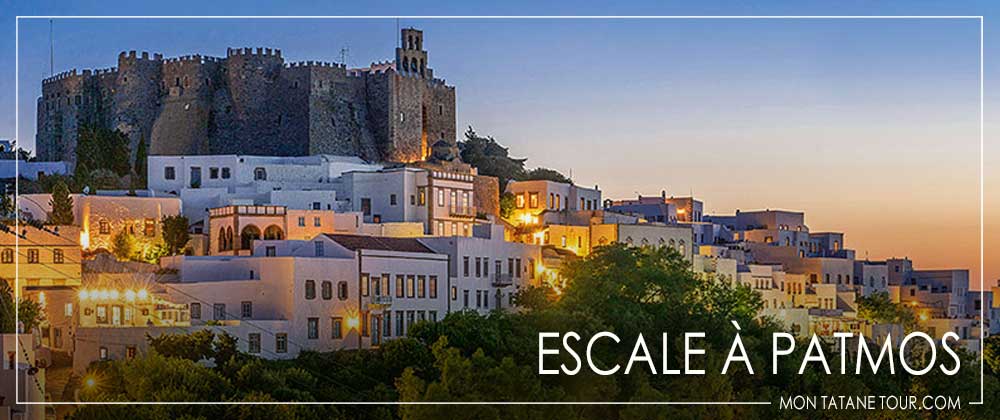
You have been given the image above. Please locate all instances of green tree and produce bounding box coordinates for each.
[110,230,137,260]
[160,215,190,255]
[48,180,75,225]
[499,192,515,219]
[133,134,148,189]
[1,280,46,333]
[76,124,131,178]
[458,127,527,189]
[856,291,917,330]
[524,167,572,184]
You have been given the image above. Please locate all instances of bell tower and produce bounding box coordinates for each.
[396,28,431,79]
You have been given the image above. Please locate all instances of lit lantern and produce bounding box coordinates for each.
[124,290,136,302]
[78,289,89,301]
[98,289,110,300]
[109,290,120,300]
[137,289,148,300]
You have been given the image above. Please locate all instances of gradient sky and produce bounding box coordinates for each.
[2,1,998,288]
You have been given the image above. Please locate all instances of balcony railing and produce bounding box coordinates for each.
[448,205,477,218]
[492,273,515,287]
[370,295,393,307]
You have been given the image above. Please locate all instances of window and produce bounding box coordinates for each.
[241,301,252,318]
[332,317,343,339]
[381,274,390,297]
[337,281,348,300]
[221,167,231,179]
[475,257,482,277]
[384,313,392,337]
[53,249,64,264]
[99,219,110,235]
[463,256,470,276]
[190,303,201,319]
[312,202,321,210]
[314,217,321,227]
[407,275,416,298]
[483,258,489,276]
[396,311,404,336]
[254,167,267,180]
[476,291,482,308]
[64,303,73,317]
[298,217,306,227]
[307,318,319,339]
[463,290,470,308]
[27,249,39,264]
[418,275,427,298]
[164,166,176,180]
[210,167,219,179]
[361,273,370,297]
[305,280,316,300]
[451,286,457,300]
[99,347,108,360]
[213,304,226,320]
[126,346,137,359]
[429,276,438,298]
[248,333,261,353]
[314,241,324,257]
[390,194,397,205]
[0,249,11,263]
[516,194,525,208]
[361,198,372,216]
[529,193,539,208]
[437,189,445,206]
[396,275,404,298]
[484,291,489,309]
[322,281,332,300]
[276,333,288,353]
[265,246,276,257]
[515,258,522,278]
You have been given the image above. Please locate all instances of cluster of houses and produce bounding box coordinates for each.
[1,150,997,411]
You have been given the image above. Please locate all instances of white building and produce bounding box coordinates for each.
[152,233,449,359]
[147,154,382,222]
[336,166,481,236]
[420,224,543,314]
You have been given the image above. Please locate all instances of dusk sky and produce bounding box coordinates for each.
[2,1,997,287]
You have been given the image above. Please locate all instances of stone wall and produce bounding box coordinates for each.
[35,29,456,167]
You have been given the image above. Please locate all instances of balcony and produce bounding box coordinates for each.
[492,273,515,287]
[369,295,393,308]
[448,205,477,218]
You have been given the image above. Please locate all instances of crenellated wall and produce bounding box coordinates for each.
[35,29,457,166]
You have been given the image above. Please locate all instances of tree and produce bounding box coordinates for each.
[48,180,74,225]
[856,291,917,330]
[76,125,131,178]
[1,280,46,333]
[133,134,148,189]
[458,127,527,189]
[499,193,515,219]
[160,215,190,255]
[524,167,572,184]
[110,230,137,261]
[0,192,13,220]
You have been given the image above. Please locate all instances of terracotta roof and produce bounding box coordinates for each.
[323,234,434,254]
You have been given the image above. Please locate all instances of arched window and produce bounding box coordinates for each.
[226,227,234,251]
[419,59,425,76]
[218,228,227,252]
[263,225,284,240]
[1,248,12,264]
[669,239,676,248]
[254,167,267,181]
[408,35,414,50]
[240,225,261,250]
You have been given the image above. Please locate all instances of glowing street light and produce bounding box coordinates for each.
[137,289,149,301]
[124,290,136,302]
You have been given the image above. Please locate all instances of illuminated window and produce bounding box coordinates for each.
[529,193,539,208]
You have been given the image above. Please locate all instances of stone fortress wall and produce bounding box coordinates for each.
[36,28,456,165]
